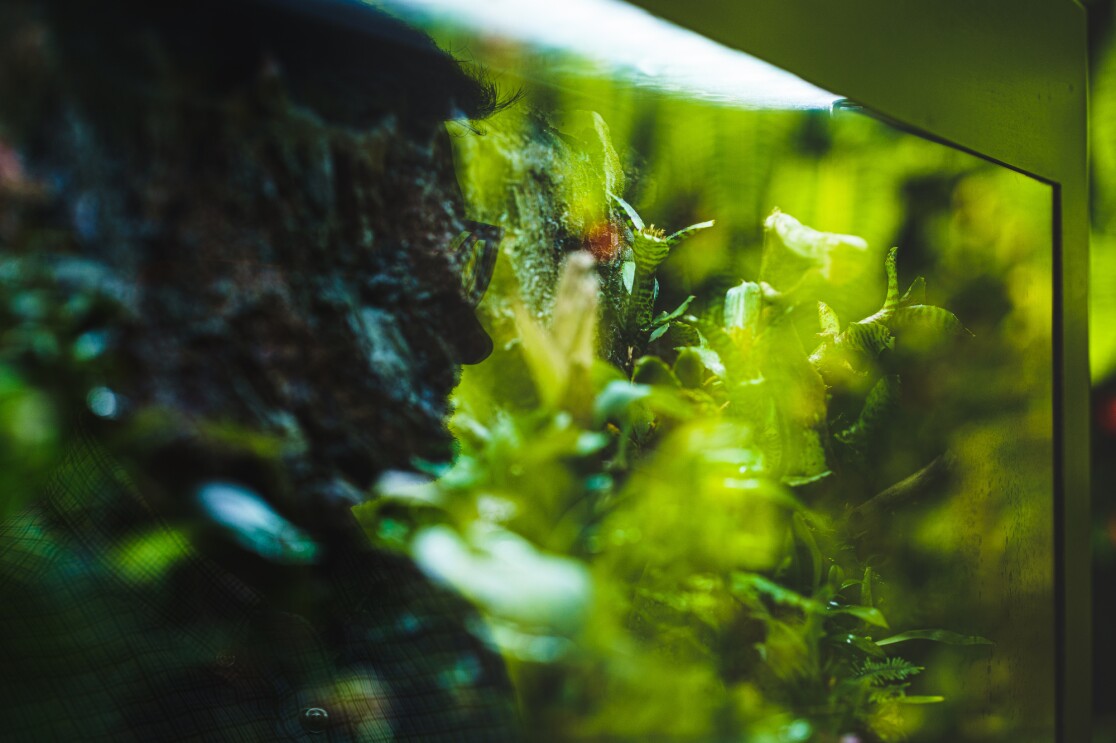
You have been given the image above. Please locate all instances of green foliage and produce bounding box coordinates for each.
[337,20,1044,730]
[358,183,984,739]
[610,192,714,363]
[0,256,127,517]
[857,657,924,685]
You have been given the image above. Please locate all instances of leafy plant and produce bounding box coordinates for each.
[609,191,713,366]
[357,130,990,741]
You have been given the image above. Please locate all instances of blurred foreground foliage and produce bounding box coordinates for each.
[0,251,127,518]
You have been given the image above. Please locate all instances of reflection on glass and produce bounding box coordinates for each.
[362,2,1055,741]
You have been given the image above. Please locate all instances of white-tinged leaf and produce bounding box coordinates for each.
[608,191,644,230]
[666,219,715,245]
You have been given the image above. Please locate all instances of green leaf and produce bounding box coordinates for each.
[891,304,972,337]
[514,305,567,409]
[575,432,610,456]
[649,295,696,330]
[833,632,887,659]
[647,324,670,343]
[841,320,894,356]
[621,260,636,293]
[781,470,832,488]
[857,657,923,684]
[722,477,807,511]
[900,276,926,306]
[732,572,823,614]
[836,375,900,446]
[665,219,716,246]
[632,356,681,388]
[593,381,653,423]
[679,343,727,380]
[830,604,890,629]
[593,380,693,426]
[574,110,624,197]
[113,528,192,584]
[876,629,993,647]
[761,209,868,284]
[724,281,763,333]
[672,347,709,388]
[609,191,644,230]
[900,696,946,704]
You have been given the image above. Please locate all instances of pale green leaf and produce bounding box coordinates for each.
[831,604,890,629]
[900,696,946,704]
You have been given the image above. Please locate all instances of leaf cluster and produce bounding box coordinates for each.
[359,131,989,742]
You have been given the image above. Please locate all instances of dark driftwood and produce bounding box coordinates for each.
[0,1,502,529]
[0,4,521,737]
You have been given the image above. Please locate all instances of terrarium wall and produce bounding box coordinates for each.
[358,11,1057,742]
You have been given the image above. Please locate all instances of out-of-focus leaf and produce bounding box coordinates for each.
[781,470,832,488]
[552,252,599,368]
[515,253,601,412]
[732,572,823,614]
[375,470,442,505]
[593,381,653,423]
[899,696,946,705]
[515,304,566,408]
[792,512,823,588]
[112,528,192,584]
[413,524,592,634]
[594,380,692,425]
[837,375,900,447]
[724,280,763,334]
[633,356,681,388]
[672,347,709,388]
[196,482,319,565]
[760,209,869,291]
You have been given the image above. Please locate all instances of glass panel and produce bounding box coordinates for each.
[374,2,1057,741]
[0,1,1054,740]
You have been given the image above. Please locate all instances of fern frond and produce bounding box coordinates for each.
[857,657,924,685]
